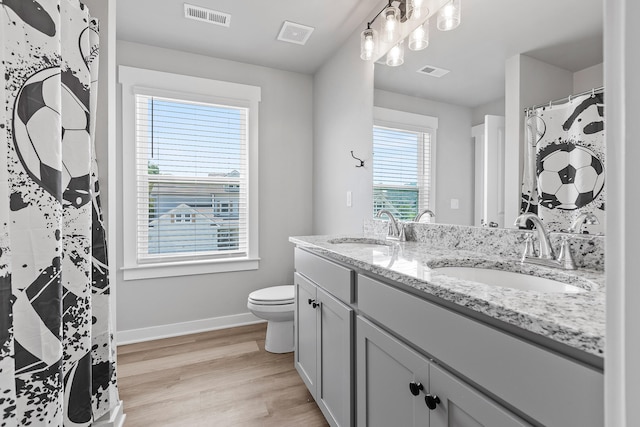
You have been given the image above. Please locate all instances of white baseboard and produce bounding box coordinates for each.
[93,400,125,427]
[116,312,265,346]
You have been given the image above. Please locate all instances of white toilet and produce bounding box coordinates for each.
[247,285,295,353]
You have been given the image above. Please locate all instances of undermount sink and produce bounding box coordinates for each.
[431,266,586,294]
[327,237,394,246]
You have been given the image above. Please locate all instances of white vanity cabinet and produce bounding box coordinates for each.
[358,274,603,427]
[293,248,604,427]
[356,316,431,427]
[294,248,354,427]
[357,316,530,427]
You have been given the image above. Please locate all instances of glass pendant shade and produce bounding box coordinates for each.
[408,21,429,51]
[386,41,404,67]
[437,0,461,31]
[408,0,428,21]
[382,5,401,43]
[360,28,378,60]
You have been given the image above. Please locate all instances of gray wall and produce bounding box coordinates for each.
[504,54,574,227]
[312,27,375,235]
[374,89,474,226]
[574,63,603,94]
[83,0,117,328]
[604,0,640,422]
[472,98,506,127]
[116,41,313,336]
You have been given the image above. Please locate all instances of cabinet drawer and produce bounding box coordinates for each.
[358,274,603,427]
[295,248,354,303]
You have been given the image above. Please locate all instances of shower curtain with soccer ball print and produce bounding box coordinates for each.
[0,1,119,425]
[520,92,605,234]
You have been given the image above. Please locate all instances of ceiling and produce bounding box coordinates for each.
[375,0,604,107]
[116,0,379,75]
[117,0,604,108]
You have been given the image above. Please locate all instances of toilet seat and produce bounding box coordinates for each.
[248,285,294,306]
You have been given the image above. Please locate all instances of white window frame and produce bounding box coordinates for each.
[119,66,261,280]
[373,107,438,216]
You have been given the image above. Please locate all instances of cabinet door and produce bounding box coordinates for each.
[357,316,431,427]
[317,287,353,427]
[429,364,531,427]
[294,272,317,395]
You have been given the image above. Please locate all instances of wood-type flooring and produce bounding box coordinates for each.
[117,323,329,426]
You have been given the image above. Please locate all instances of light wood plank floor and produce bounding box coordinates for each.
[117,323,329,426]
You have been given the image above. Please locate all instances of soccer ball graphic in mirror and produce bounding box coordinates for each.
[13,67,92,208]
[536,143,604,210]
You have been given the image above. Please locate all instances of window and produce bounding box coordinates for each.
[120,66,261,280]
[373,107,437,221]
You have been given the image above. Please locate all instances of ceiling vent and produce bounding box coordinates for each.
[184,3,231,27]
[277,21,314,45]
[417,65,450,78]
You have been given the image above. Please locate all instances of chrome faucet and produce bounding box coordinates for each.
[556,212,600,270]
[514,213,555,261]
[376,209,406,241]
[568,212,599,233]
[413,209,435,223]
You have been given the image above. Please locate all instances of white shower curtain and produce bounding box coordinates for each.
[520,92,605,233]
[0,1,118,425]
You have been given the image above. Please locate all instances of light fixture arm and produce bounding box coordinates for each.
[366,0,403,29]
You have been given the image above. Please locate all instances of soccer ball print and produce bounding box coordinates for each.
[520,92,605,233]
[13,67,92,209]
[537,142,605,210]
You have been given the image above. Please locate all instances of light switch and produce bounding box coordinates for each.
[450,199,459,209]
[347,191,352,207]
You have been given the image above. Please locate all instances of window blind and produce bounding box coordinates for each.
[373,125,431,220]
[135,94,249,262]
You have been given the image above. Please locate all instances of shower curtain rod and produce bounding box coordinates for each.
[524,86,604,113]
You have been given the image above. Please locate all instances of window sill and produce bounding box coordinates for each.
[122,257,260,281]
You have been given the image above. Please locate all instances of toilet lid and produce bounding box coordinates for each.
[248,285,294,305]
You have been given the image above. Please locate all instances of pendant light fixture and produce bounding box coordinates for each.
[360,26,378,60]
[408,0,428,21]
[437,0,461,31]
[382,4,401,43]
[386,40,405,66]
[408,20,429,51]
[359,0,461,65]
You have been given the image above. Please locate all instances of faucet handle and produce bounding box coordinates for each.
[556,235,576,270]
[522,234,537,261]
[398,222,407,242]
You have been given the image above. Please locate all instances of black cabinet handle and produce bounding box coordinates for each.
[308,299,319,309]
[409,381,424,396]
[425,394,441,410]
[308,298,314,305]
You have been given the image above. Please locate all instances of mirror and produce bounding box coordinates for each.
[373,0,604,231]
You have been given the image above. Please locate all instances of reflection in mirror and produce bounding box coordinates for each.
[372,0,603,233]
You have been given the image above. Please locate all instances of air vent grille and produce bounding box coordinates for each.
[184,3,231,27]
[417,65,450,78]
[277,21,314,45]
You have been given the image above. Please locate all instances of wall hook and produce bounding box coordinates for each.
[351,151,365,167]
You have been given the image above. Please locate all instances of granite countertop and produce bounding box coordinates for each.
[290,234,605,359]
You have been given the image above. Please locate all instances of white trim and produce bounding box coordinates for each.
[430,130,437,213]
[122,257,259,280]
[372,107,438,213]
[118,66,260,277]
[373,106,439,132]
[116,312,264,345]
[119,66,261,103]
[93,400,125,427]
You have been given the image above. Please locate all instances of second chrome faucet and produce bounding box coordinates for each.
[514,212,599,270]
